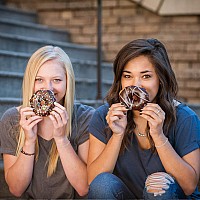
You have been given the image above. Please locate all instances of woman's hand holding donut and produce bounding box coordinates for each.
[106,103,128,136]
[19,107,43,144]
[49,102,69,140]
[140,103,165,139]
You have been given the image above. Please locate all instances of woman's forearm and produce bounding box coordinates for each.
[55,138,89,196]
[87,134,124,184]
[154,135,199,195]
[4,142,35,196]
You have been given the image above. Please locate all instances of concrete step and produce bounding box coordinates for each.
[0,50,113,81]
[0,33,97,61]
[0,18,70,42]
[0,5,37,23]
[0,71,112,99]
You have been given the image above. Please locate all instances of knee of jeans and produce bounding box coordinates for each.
[89,172,118,192]
[145,172,175,197]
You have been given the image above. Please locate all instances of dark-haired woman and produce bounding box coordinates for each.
[87,38,200,199]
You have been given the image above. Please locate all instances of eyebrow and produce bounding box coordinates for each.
[122,70,152,74]
[122,70,131,73]
[141,70,152,74]
[36,75,63,78]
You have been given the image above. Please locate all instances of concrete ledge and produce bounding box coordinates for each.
[187,103,200,117]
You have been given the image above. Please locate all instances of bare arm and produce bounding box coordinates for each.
[49,103,92,196]
[141,103,200,195]
[55,137,89,196]
[4,107,42,197]
[87,103,127,184]
[3,141,35,197]
[154,135,200,195]
[87,133,123,184]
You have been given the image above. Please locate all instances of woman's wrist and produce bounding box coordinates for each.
[21,140,36,156]
[153,135,168,148]
[24,137,37,146]
[112,132,124,140]
[21,148,35,156]
[54,136,70,148]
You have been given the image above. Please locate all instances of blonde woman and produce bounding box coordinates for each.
[0,46,95,199]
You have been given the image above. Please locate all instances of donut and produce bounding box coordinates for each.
[30,89,56,116]
[119,86,149,110]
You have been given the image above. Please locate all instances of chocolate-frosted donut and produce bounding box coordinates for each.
[119,86,149,110]
[30,89,56,116]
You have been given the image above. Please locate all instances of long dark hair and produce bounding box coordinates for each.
[106,38,178,151]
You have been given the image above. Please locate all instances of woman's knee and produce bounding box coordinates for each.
[88,172,127,199]
[89,172,119,191]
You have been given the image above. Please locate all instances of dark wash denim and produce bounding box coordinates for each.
[88,172,193,200]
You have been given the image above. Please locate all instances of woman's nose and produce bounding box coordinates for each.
[133,78,142,87]
[43,82,53,91]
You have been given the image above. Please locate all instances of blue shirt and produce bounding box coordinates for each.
[89,103,200,198]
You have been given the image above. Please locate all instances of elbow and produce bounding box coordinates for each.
[9,187,23,197]
[184,188,195,196]
[182,182,197,196]
[76,185,89,197]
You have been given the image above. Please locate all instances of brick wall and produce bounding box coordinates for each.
[5,0,200,103]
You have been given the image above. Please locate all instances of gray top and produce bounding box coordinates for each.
[0,103,95,199]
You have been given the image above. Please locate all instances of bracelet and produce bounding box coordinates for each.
[20,148,35,156]
[155,138,168,148]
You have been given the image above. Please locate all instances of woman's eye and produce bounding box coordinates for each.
[123,74,131,78]
[54,79,62,83]
[35,78,43,82]
[143,74,151,79]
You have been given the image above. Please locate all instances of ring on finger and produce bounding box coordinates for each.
[156,109,160,114]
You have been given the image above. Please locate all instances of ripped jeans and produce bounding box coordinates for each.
[88,172,187,199]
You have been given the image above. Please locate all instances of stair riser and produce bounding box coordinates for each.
[0,76,111,100]
[0,6,37,23]
[0,54,114,81]
[0,76,23,98]
[0,53,28,73]
[0,36,97,61]
[0,21,69,42]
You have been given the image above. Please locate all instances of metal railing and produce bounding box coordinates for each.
[96,0,102,100]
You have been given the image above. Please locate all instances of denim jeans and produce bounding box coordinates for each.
[88,172,188,199]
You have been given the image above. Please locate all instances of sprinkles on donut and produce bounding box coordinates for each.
[119,86,149,110]
[30,89,56,116]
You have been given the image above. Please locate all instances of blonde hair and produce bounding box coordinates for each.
[16,46,75,176]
